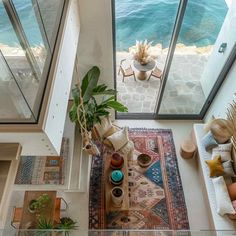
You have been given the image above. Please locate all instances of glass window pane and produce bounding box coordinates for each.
[0,51,33,122]
[158,0,228,115]
[0,0,65,123]
[115,0,179,114]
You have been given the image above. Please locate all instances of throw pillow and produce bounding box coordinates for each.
[107,127,129,151]
[212,143,232,162]
[201,131,218,151]
[227,200,236,220]
[210,119,233,144]
[231,148,236,172]
[94,115,112,138]
[205,156,224,177]
[212,176,236,216]
[103,125,119,139]
[227,183,236,201]
[203,115,215,133]
[223,160,236,177]
[119,140,134,159]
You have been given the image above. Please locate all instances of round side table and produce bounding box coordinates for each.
[180,139,196,159]
[133,60,156,80]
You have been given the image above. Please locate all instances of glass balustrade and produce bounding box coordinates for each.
[0,0,65,123]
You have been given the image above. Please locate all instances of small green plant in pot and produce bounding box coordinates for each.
[56,217,77,236]
[36,217,54,236]
[28,194,52,214]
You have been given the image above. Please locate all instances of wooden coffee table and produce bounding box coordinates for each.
[104,153,129,213]
[19,191,58,229]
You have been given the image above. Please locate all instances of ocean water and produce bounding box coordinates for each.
[0,0,228,51]
[0,0,43,47]
[115,0,228,51]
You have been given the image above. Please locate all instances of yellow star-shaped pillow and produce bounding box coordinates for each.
[205,156,224,178]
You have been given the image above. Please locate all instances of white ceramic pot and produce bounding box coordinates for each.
[111,187,124,207]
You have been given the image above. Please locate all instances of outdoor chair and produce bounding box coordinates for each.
[147,66,163,81]
[118,59,136,82]
[11,207,23,229]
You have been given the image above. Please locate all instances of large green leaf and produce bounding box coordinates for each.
[92,89,117,96]
[107,100,128,112]
[71,86,80,106]
[69,104,78,122]
[81,66,100,102]
[92,84,107,93]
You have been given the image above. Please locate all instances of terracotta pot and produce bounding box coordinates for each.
[111,187,124,207]
[110,153,124,169]
[227,183,236,200]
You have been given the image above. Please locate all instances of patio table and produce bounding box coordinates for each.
[133,59,156,80]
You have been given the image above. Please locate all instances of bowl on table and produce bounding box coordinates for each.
[137,153,152,167]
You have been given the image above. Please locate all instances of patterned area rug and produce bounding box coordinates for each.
[15,138,69,185]
[89,128,189,229]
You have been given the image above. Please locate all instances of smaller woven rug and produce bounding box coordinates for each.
[15,138,69,185]
[89,128,189,230]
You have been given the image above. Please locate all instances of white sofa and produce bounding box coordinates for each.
[194,124,236,232]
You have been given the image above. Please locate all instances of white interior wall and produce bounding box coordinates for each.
[76,0,114,88]
[205,60,236,120]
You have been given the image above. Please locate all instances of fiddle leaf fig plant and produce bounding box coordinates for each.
[69,66,128,131]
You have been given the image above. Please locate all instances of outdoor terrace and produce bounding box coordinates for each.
[116,44,211,114]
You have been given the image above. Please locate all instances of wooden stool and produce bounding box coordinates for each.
[180,139,196,159]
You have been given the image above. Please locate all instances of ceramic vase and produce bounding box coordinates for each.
[111,187,124,207]
[110,152,124,169]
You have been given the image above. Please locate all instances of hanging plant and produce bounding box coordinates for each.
[69,66,128,155]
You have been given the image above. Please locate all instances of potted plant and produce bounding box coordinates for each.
[28,194,52,214]
[131,40,152,65]
[56,217,77,236]
[36,217,54,236]
[69,66,128,131]
[111,187,124,207]
[69,66,128,154]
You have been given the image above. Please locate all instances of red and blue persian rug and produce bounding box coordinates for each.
[89,128,189,229]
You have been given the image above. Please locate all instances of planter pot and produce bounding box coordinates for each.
[137,154,152,167]
[111,187,124,207]
[110,153,124,169]
[110,170,124,186]
[28,199,37,213]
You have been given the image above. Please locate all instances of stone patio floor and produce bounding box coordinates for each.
[116,50,209,114]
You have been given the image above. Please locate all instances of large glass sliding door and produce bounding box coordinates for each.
[157,0,228,117]
[114,0,180,114]
[114,0,230,119]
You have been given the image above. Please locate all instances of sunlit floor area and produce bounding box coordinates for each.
[116,45,209,114]
[4,120,210,231]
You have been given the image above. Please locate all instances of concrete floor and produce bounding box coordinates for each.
[4,120,211,233]
[116,51,208,114]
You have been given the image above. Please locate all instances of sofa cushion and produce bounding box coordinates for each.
[210,119,233,144]
[103,125,119,138]
[227,200,236,220]
[227,183,236,201]
[212,143,232,162]
[201,131,218,151]
[212,176,236,216]
[94,115,112,138]
[231,148,236,172]
[107,127,129,151]
[203,115,215,133]
[205,156,224,178]
[223,161,236,177]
